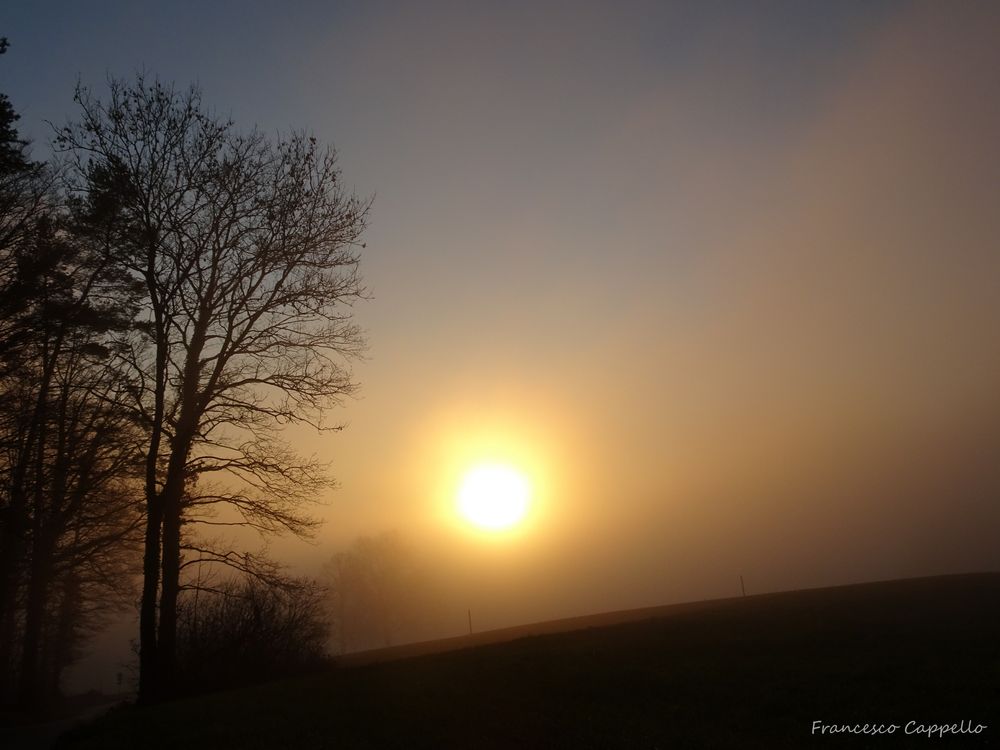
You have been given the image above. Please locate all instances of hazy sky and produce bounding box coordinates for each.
[4,0,999,669]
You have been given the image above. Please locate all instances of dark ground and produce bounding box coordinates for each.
[2,698,123,750]
[56,573,999,749]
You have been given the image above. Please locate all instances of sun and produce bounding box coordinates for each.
[457,463,531,531]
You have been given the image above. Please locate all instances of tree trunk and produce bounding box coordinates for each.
[155,305,209,699]
[17,532,53,709]
[156,486,182,698]
[155,421,199,698]
[0,519,24,702]
[138,285,167,705]
[137,493,162,705]
[0,390,49,692]
[0,570,21,702]
[46,572,81,704]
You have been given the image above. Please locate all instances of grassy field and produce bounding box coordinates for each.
[57,573,999,748]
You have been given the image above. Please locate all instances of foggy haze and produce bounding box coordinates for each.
[4,0,998,693]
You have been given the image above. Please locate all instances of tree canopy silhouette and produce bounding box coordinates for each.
[0,41,144,711]
[57,75,369,702]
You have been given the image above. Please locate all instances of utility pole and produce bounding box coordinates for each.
[740,575,746,597]
[468,608,472,635]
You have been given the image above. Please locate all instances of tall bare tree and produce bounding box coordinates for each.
[9,326,142,706]
[0,205,144,707]
[58,76,369,701]
[0,41,56,676]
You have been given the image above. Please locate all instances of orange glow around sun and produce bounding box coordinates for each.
[416,399,572,539]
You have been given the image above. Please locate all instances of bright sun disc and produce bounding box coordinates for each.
[457,464,531,531]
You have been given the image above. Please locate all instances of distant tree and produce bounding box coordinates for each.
[325,532,425,652]
[57,75,369,702]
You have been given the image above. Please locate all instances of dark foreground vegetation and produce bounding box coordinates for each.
[57,573,999,749]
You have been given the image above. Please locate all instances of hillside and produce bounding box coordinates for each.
[58,573,999,748]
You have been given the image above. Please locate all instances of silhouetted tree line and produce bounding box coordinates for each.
[0,39,144,711]
[176,576,328,693]
[0,40,368,711]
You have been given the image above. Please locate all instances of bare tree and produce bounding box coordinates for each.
[57,75,369,701]
[0,40,58,682]
[0,215,144,708]
[176,574,328,692]
[0,56,143,707]
[12,337,142,706]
